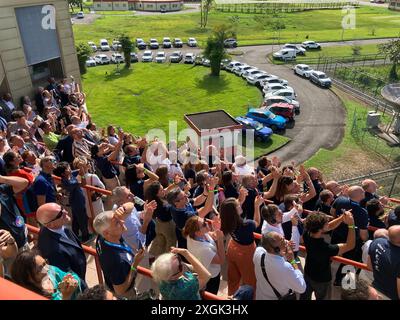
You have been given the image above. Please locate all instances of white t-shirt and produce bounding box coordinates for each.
[187,234,220,278]
[359,240,374,284]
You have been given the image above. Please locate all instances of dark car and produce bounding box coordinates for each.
[224,38,238,48]
[235,116,273,142]
[130,52,138,63]
[264,103,294,121]
[136,38,147,50]
[160,8,166,13]
[309,71,332,88]
[173,38,183,48]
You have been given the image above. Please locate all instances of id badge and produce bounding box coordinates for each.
[15,216,25,228]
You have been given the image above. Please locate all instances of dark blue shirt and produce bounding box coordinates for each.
[54,135,74,163]
[96,236,135,291]
[171,203,196,248]
[388,211,400,227]
[222,184,239,199]
[0,184,27,248]
[154,203,172,222]
[231,219,256,246]
[33,171,57,203]
[360,192,379,208]
[331,196,369,244]
[61,175,86,210]
[369,238,400,300]
[93,155,117,179]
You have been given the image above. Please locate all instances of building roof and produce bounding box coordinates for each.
[184,110,242,135]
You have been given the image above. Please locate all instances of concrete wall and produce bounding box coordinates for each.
[0,0,80,103]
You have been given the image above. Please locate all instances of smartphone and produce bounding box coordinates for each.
[134,196,145,206]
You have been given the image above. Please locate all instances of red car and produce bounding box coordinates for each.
[261,102,294,121]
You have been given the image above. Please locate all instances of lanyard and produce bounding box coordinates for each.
[103,239,134,255]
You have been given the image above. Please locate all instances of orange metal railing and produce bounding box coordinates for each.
[0,277,48,300]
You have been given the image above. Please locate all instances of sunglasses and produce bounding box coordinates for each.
[44,208,64,225]
[170,254,183,278]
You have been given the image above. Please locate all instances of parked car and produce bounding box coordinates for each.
[160,8,167,13]
[246,108,287,131]
[94,54,110,65]
[235,116,273,142]
[169,51,183,63]
[99,39,110,51]
[273,48,296,61]
[149,39,159,49]
[263,103,295,121]
[233,64,252,76]
[184,53,196,64]
[247,73,275,85]
[130,52,138,63]
[264,88,297,101]
[88,41,97,52]
[173,38,183,48]
[86,57,96,67]
[220,59,231,69]
[263,95,300,114]
[76,11,84,19]
[294,64,314,78]
[202,59,210,67]
[162,37,172,48]
[155,51,166,63]
[225,61,243,72]
[194,54,204,65]
[242,69,264,80]
[282,44,306,55]
[136,38,147,50]
[224,38,237,48]
[309,71,332,88]
[111,53,124,64]
[142,50,153,62]
[262,83,288,95]
[187,37,197,47]
[259,77,288,88]
[301,41,321,50]
[111,40,122,51]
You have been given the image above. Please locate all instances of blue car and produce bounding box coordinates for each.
[245,108,287,131]
[236,116,273,142]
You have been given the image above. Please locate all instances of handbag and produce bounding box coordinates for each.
[260,253,297,300]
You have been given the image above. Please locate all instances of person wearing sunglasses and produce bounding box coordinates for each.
[151,247,211,300]
[36,202,87,290]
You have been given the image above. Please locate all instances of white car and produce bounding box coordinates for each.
[247,73,275,85]
[94,54,110,65]
[99,39,110,51]
[112,40,122,51]
[187,37,197,47]
[111,53,124,64]
[260,77,288,87]
[184,53,195,64]
[86,57,96,67]
[149,39,159,49]
[273,48,296,61]
[265,88,297,100]
[301,41,321,50]
[225,61,243,72]
[155,51,166,63]
[263,95,300,114]
[262,83,288,95]
[294,64,314,78]
[282,44,306,55]
[142,50,153,62]
[76,11,84,19]
[233,65,251,76]
[242,68,263,79]
[162,37,172,48]
[88,41,97,52]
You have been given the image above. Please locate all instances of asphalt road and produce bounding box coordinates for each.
[91,37,392,164]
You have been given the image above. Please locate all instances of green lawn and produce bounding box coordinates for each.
[82,63,289,159]
[305,89,400,179]
[73,7,400,46]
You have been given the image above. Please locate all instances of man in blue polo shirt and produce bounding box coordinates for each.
[331,186,369,285]
[33,156,57,207]
[94,205,145,299]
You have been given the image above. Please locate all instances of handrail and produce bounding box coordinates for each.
[25,224,224,300]
[0,277,48,300]
[389,198,400,204]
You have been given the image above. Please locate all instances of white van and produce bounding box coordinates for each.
[273,48,296,61]
[99,39,110,51]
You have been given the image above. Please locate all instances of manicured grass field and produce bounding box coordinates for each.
[305,89,400,180]
[82,63,290,158]
[73,7,400,46]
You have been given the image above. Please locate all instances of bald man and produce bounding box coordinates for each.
[331,186,369,286]
[360,179,389,208]
[367,226,400,300]
[37,203,87,288]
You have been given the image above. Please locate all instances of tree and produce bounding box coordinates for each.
[68,0,83,12]
[200,0,213,28]
[351,44,362,56]
[118,34,134,69]
[203,24,235,77]
[379,39,400,81]
[76,43,92,74]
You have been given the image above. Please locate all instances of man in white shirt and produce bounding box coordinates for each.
[253,231,306,300]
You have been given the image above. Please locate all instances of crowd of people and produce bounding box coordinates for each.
[0,78,399,301]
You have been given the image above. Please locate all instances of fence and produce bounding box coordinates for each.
[215,0,359,13]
